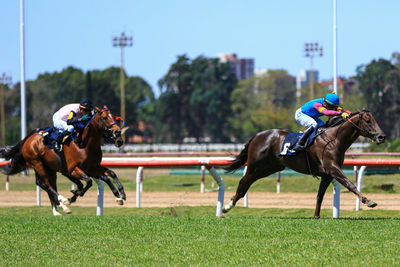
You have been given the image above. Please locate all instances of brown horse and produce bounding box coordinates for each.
[223,110,386,219]
[0,106,126,215]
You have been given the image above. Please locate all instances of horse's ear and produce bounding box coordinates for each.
[103,105,108,109]
[95,107,101,112]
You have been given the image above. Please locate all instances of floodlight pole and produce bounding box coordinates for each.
[0,73,12,146]
[113,32,133,145]
[304,42,323,100]
[333,0,338,94]
[20,0,27,140]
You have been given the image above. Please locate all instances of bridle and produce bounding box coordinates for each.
[89,108,121,140]
[346,111,375,140]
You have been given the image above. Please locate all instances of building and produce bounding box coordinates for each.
[296,69,319,89]
[217,53,255,80]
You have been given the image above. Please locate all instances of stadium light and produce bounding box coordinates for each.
[112,32,133,147]
[304,42,323,100]
[0,73,12,146]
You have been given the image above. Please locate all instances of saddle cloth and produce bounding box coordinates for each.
[38,127,64,149]
[278,130,318,156]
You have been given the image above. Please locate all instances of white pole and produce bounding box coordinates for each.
[200,165,205,193]
[243,166,248,207]
[276,171,281,194]
[333,0,338,94]
[5,175,9,191]
[96,180,104,216]
[206,166,225,217]
[136,167,143,208]
[20,0,27,139]
[356,166,367,211]
[36,185,41,206]
[333,179,340,218]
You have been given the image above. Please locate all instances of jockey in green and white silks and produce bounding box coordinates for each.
[51,99,94,151]
[292,93,351,151]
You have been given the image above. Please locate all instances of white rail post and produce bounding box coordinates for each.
[206,165,225,217]
[96,180,104,216]
[200,165,205,193]
[36,185,41,206]
[243,166,248,207]
[136,167,143,208]
[276,171,281,194]
[5,175,9,191]
[356,166,367,211]
[333,179,340,218]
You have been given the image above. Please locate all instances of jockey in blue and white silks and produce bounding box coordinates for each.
[292,93,351,151]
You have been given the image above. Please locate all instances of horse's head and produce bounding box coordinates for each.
[350,110,386,144]
[94,106,124,147]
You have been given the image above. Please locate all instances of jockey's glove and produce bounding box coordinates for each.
[341,112,349,120]
[80,115,90,121]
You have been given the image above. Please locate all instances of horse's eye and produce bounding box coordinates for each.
[366,120,371,124]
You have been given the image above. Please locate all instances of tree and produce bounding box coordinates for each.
[356,58,400,140]
[156,55,237,143]
[229,70,297,141]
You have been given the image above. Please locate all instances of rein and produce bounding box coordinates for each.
[346,113,375,140]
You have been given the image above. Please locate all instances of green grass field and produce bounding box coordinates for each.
[0,207,399,266]
[1,168,399,266]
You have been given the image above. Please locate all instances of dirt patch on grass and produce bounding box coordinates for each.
[0,190,399,210]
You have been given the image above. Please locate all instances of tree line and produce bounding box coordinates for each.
[2,53,400,147]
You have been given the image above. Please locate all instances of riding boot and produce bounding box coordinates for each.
[292,126,315,151]
[53,130,68,152]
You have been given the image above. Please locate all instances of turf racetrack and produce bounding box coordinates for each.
[0,190,399,266]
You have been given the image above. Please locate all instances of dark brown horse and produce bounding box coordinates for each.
[0,106,126,215]
[223,110,386,219]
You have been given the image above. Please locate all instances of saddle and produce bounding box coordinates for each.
[38,122,86,151]
[278,129,318,156]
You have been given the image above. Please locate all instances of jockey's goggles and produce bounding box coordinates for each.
[324,99,338,107]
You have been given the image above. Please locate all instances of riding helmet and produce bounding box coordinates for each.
[79,99,94,111]
[324,93,339,106]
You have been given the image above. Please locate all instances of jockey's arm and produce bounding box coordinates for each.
[313,102,342,116]
[66,111,79,125]
[337,107,351,114]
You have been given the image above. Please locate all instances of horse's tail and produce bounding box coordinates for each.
[0,131,36,175]
[223,135,254,173]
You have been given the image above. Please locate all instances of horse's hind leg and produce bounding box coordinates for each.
[35,171,61,216]
[314,175,333,219]
[47,171,71,214]
[223,164,284,214]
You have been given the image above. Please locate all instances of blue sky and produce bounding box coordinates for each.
[1,1,399,97]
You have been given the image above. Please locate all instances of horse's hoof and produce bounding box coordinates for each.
[314,216,320,219]
[63,199,71,206]
[63,208,72,214]
[222,208,229,214]
[116,199,124,205]
[368,200,377,208]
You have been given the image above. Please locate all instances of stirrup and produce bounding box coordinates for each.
[292,144,306,151]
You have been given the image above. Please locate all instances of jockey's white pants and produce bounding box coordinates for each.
[295,108,324,129]
[53,112,74,132]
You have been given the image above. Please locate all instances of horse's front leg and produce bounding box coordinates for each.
[105,168,126,200]
[64,175,84,203]
[314,176,333,219]
[69,167,93,198]
[96,174,124,205]
[327,166,377,208]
